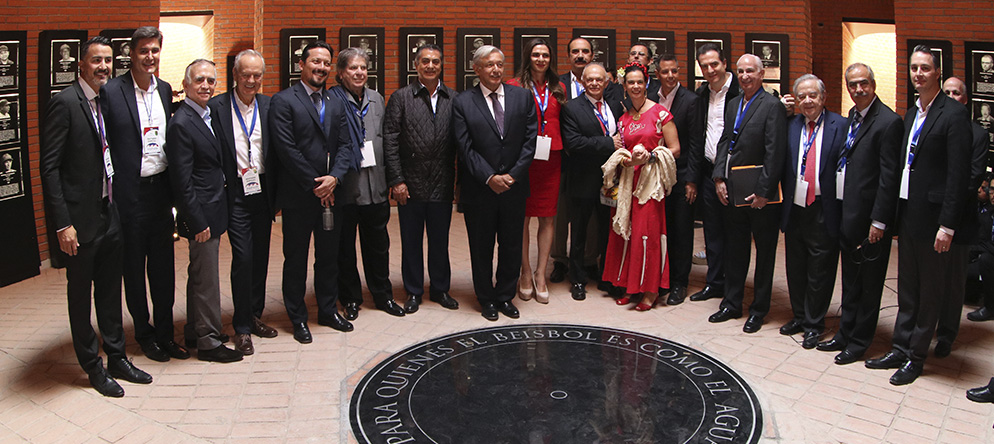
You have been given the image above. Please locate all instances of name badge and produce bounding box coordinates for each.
[103,148,115,179]
[241,167,262,196]
[142,126,162,156]
[899,165,910,200]
[835,166,845,200]
[360,140,376,168]
[535,135,552,161]
[793,179,809,207]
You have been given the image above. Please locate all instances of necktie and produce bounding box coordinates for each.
[804,120,817,206]
[95,98,112,203]
[490,91,504,136]
[596,101,607,134]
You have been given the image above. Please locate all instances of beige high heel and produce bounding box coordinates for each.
[534,272,549,304]
[518,275,535,301]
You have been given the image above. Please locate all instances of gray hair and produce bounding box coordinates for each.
[233,49,265,73]
[844,63,876,83]
[335,47,369,84]
[183,59,216,85]
[472,45,504,67]
[792,73,826,96]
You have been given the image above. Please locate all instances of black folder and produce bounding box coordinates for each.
[728,165,782,207]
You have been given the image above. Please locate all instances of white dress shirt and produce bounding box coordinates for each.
[584,93,617,136]
[231,93,264,175]
[705,73,733,163]
[133,72,168,177]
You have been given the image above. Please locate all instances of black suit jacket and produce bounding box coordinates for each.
[898,92,973,243]
[40,81,109,245]
[269,82,354,211]
[713,88,786,202]
[208,91,277,217]
[647,85,699,179]
[781,111,847,236]
[100,73,173,222]
[166,102,227,239]
[688,74,740,185]
[560,95,624,198]
[838,97,903,248]
[452,83,537,202]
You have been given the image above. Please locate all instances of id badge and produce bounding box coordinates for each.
[793,179,809,207]
[142,126,162,156]
[241,167,262,196]
[899,165,910,200]
[360,140,376,168]
[535,135,552,161]
[835,167,845,200]
[103,148,115,178]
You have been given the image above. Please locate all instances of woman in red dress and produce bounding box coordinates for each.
[602,63,680,311]
[508,38,566,304]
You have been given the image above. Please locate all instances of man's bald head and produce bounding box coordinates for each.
[943,77,968,105]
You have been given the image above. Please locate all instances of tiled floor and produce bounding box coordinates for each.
[1,210,993,443]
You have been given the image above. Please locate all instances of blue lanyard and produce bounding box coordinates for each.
[347,98,369,140]
[800,113,824,177]
[590,99,609,136]
[729,91,761,151]
[532,84,548,134]
[907,107,927,166]
[838,111,861,171]
[573,78,584,98]
[232,97,258,166]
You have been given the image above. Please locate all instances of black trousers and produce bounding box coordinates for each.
[463,194,526,304]
[121,175,175,345]
[967,249,994,310]
[227,186,272,335]
[398,200,452,297]
[700,166,727,291]
[833,234,893,355]
[784,201,840,333]
[720,203,780,317]
[66,200,125,374]
[665,178,695,289]
[281,204,343,324]
[338,201,394,305]
[567,197,610,285]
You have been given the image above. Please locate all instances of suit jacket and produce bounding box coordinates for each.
[713,88,786,202]
[208,91,276,217]
[269,82,354,211]
[166,101,227,239]
[898,92,973,243]
[780,111,847,236]
[40,81,109,245]
[838,97,903,248]
[688,74,740,185]
[647,84,699,179]
[560,94,624,198]
[451,83,537,202]
[956,121,992,244]
[100,73,173,222]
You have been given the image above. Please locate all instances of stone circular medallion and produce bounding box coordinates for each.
[350,324,762,443]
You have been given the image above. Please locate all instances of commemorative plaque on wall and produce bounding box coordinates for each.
[100,29,136,78]
[457,28,500,92]
[688,32,731,90]
[399,27,443,88]
[279,28,327,90]
[966,41,994,165]
[340,27,384,93]
[746,33,789,100]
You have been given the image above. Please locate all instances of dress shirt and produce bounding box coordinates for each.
[797,113,824,197]
[133,72,168,177]
[480,83,505,122]
[80,81,110,201]
[570,71,584,98]
[183,97,214,137]
[419,81,440,113]
[231,93,264,175]
[705,73,733,163]
[659,82,679,111]
[584,93,617,136]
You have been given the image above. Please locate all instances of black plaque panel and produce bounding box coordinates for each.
[279,28,326,91]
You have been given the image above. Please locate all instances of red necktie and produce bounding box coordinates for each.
[595,101,607,134]
[804,120,817,206]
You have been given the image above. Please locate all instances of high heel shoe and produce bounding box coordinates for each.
[534,273,549,304]
[616,295,633,305]
[635,292,659,311]
[518,276,535,301]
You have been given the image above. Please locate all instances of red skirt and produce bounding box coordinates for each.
[525,149,561,218]
[602,189,669,294]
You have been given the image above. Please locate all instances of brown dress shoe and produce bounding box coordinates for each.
[233,334,254,355]
[251,317,278,338]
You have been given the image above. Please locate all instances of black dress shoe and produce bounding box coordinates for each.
[666,286,687,306]
[779,319,803,336]
[549,262,567,283]
[293,323,312,344]
[376,299,406,317]
[233,333,254,355]
[497,301,520,319]
[708,307,742,323]
[404,294,422,313]
[251,317,278,338]
[889,360,923,386]
[140,341,169,362]
[570,283,587,301]
[743,315,764,333]
[690,286,722,302]
[318,312,354,332]
[88,369,124,398]
[198,344,244,363]
[834,349,863,365]
[968,306,994,322]
[481,302,499,321]
[865,349,907,369]
[816,337,846,352]
[343,302,360,320]
[597,280,613,292]
[160,340,190,360]
[107,357,152,384]
[430,292,460,310]
[802,331,820,349]
[933,341,952,358]
[966,378,994,403]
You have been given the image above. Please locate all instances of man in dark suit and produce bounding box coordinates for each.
[100,26,188,362]
[560,63,622,301]
[452,45,537,321]
[270,41,355,343]
[865,45,973,385]
[41,36,151,397]
[710,53,787,333]
[688,43,740,304]
[647,54,700,305]
[167,59,242,363]
[208,49,278,356]
[778,74,846,349]
[815,63,902,365]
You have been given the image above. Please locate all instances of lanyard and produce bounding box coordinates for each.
[800,113,824,177]
[590,99,609,136]
[838,111,862,171]
[347,98,369,140]
[232,97,258,167]
[729,91,761,151]
[573,78,584,98]
[317,95,326,124]
[139,88,155,127]
[907,107,927,166]
[532,84,548,134]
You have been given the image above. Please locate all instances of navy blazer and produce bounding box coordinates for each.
[780,110,847,236]
[269,82,354,211]
[100,73,173,222]
[560,94,624,198]
[166,102,227,239]
[451,83,537,202]
[209,91,277,217]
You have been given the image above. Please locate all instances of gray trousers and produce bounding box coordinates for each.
[185,237,223,350]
